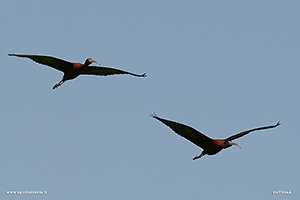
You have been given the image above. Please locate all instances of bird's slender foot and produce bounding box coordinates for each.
[53,85,59,89]
[53,81,63,89]
[192,153,204,160]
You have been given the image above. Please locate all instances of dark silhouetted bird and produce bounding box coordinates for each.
[9,54,146,89]
[151,113,280,160]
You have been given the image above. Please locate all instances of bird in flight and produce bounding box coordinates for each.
[9,54,146,89]
[151,113,280,160]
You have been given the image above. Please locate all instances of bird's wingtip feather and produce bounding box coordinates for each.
[276,121,281,126]
[150,112,158,118]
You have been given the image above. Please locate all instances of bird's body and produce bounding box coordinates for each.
[61,62,88,82]
[9,54,146,89]
[205,140,224,155]
[151,113,280,160]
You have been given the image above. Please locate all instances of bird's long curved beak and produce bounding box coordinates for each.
[232,142,241,148]
[92,60,101,66]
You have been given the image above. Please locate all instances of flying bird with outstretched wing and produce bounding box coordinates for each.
[151,113,280,160]
[9,54,146,89]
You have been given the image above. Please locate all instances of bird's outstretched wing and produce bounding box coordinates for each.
[81,66,146,77]
[151,113,213,149]
[8,54,73,73]
[225,121,280,141]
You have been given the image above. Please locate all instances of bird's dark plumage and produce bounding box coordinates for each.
[151,113,280,160]
[225,121,281,141]
[8,54,73,72]
[81,66,146,77]
[9,53,146,89]
[151,113,213,149]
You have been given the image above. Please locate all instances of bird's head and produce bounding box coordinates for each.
[84,58,101,66]
[225,140,241,149]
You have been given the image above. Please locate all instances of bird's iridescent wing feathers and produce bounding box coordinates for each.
[151,113,213,149]
[225,121,280,141]
[9,54,73,72]
[81,66,146,77]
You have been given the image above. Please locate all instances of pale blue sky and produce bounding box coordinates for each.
[1,1,299,199]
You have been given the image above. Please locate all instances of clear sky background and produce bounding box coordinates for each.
[1,1,299,199]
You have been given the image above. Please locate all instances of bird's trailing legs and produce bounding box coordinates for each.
[53,80,64,89]
[193,152,205,160]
